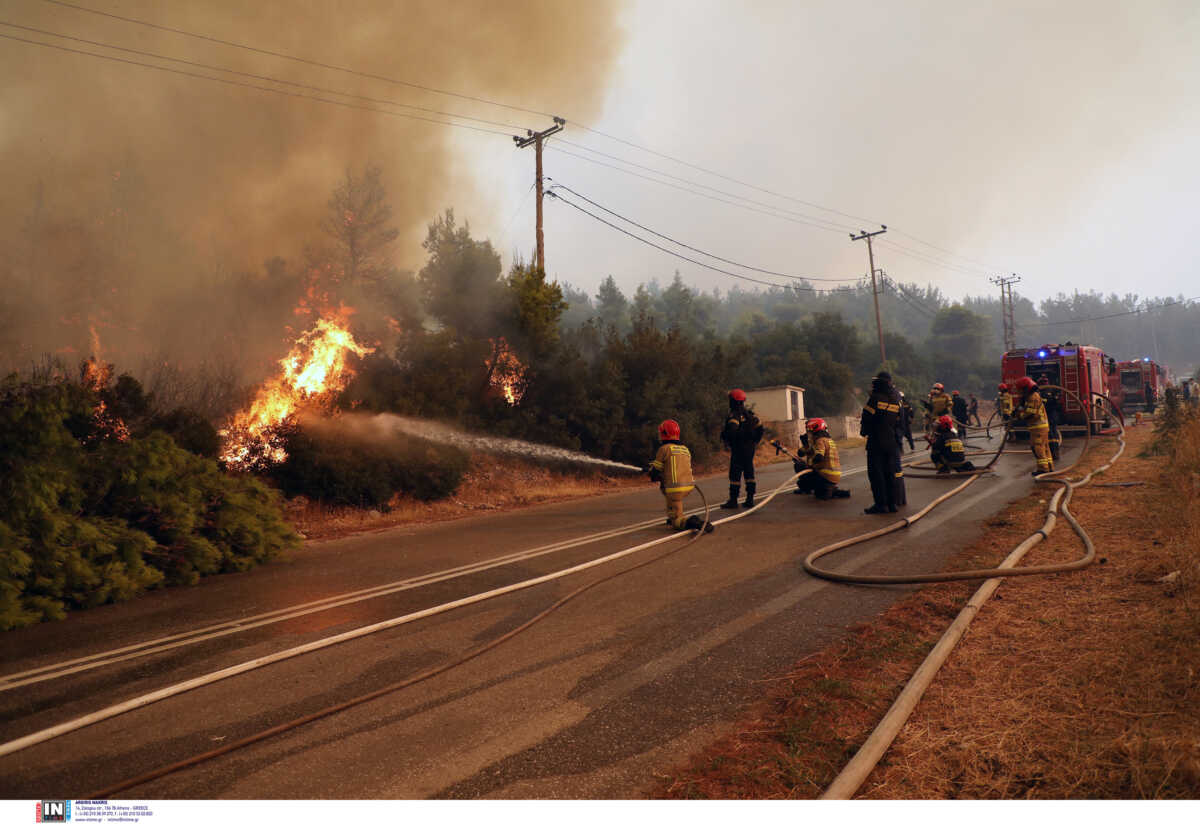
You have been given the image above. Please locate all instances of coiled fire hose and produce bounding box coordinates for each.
[819,388,1126,799]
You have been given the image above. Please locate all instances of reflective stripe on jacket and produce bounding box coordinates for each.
[1015,390,1049,430]
[806,433,842,483]
[651,442,695,493]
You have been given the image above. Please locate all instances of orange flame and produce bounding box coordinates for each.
[486,337,527,406]
[80,356,131,442]
[220,315,373,468]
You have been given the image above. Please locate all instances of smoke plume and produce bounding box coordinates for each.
[0,0,624,389]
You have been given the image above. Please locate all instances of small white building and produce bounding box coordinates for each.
[745,385,806,449]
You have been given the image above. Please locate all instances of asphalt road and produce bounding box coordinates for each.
[0,437,1062,799]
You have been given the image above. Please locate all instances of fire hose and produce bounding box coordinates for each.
[818,387,1126,798]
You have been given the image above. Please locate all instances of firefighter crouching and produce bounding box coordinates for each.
[861,371,906,514]
[721,388,764,509]
[1013,376,1053,475]
[648,419,713,533]
[1037,375,1063,461]
[793,418,851,499]
[929,415,976,473]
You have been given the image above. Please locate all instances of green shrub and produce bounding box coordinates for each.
[270,423,468,507]
[0,374,299,630]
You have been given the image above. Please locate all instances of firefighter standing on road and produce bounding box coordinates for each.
[951,390,970,441]
[929,415,976,473]
[861,371,906,514]
[720,389,764,509]
[648,420,713,533]
[968,393,982,427]
[898,393,916,451]
[1013,376,1053,475]
[793,418,851,499]
[923,382,953,435]
[1037,375,1063,461]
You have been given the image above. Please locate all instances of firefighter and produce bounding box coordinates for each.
[898,393,916,451]
[968,393,982,427]
[648,419,713,533]
[923,382,953,435]
[720,388,764,509]
[860,371,905,514]
[929,415,976,473]
[1013,376,1053,475]
[793,418,851,499]
[996,382,1014,437]
[1037,375,1063,461]
[951,390,970,441]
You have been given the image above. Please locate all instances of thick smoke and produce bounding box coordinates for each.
[0,0,624,390]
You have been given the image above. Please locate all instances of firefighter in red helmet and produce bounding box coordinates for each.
[929,415,975,473]
[793,418,851,499]
[1013,376,1053,475]
[1037,375,1063,461]
[996,382,1013,420]
[922,382,953,435]
[648,419,712,532]
[721,388,764,509]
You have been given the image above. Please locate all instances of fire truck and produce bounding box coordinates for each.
[1113,358,1171,412]
[1001,343,1119,431]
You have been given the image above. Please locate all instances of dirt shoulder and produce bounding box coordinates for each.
[286,439,827,541]
[655,421,1200,799]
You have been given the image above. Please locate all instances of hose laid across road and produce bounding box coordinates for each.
[820,389,1126,799]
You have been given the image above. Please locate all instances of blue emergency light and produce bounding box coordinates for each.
[1038,350,1048,359]
[1143,357,1150,362]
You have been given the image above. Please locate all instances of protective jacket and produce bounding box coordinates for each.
[1014,390,1049,430]
[722,408,763,450]
[649,441,695,494]
[804,431,842,484]
[860,383,902,448]
[931,430,971,470]
[930,391,953,417]
[997,390,1013,417]
[952,396,968,421]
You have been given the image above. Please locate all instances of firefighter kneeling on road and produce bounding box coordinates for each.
[793,418,851,499]
[1013,376,1053,476]
[648,419,713,533]
[929,415,976,473]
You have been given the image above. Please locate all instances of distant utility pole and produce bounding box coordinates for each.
[851,225,888,366]
[513,117,565,273]
[990,274,1021,351]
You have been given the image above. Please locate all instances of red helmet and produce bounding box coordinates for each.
[658,419,680,441]
[806,417,826,432]
[937,414,954,431]
[728,388,747,402]
[997,382,1009,391]
[952,390,960,396]
[1015,376,1037,393]
[933,382,944,391]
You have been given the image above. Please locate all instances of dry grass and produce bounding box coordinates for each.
[655,420,1200,799]
[286,453,645,540]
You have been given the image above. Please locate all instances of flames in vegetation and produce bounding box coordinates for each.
[81,356,131,443]
[220,315,373,469]
[487,337,527,406]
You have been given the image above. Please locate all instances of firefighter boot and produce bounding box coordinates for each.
[720,485,740,509]
[833,488,851,498]
[742,482,757,508]
[684,514,715,534]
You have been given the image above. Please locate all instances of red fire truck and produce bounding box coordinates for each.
[1001,343,1119,431]
[1113,358,1172,412]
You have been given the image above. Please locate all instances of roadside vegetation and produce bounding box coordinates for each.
[656,416,1200,799]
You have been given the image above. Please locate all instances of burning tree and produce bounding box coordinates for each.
[220,314,373,469]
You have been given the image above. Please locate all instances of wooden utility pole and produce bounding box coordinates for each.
[513,117,565,273]
[990,274,1021,351]
[851,226,888,366]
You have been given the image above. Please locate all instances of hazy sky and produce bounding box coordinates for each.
[470,0,1200,305]
[3,0,1198,320]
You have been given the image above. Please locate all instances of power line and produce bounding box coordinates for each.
[0,19,529,132]
[545,182,861,282]
[0,31,515,137]
[885,277,940,319]
[555,138,857,234]
[39,0,558,122]
[546,191,845,293]
[38,0,1011,278]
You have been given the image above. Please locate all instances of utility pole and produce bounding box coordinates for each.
[990,274,1021,351]
[851,226,888,366]
[513,117,565,273]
